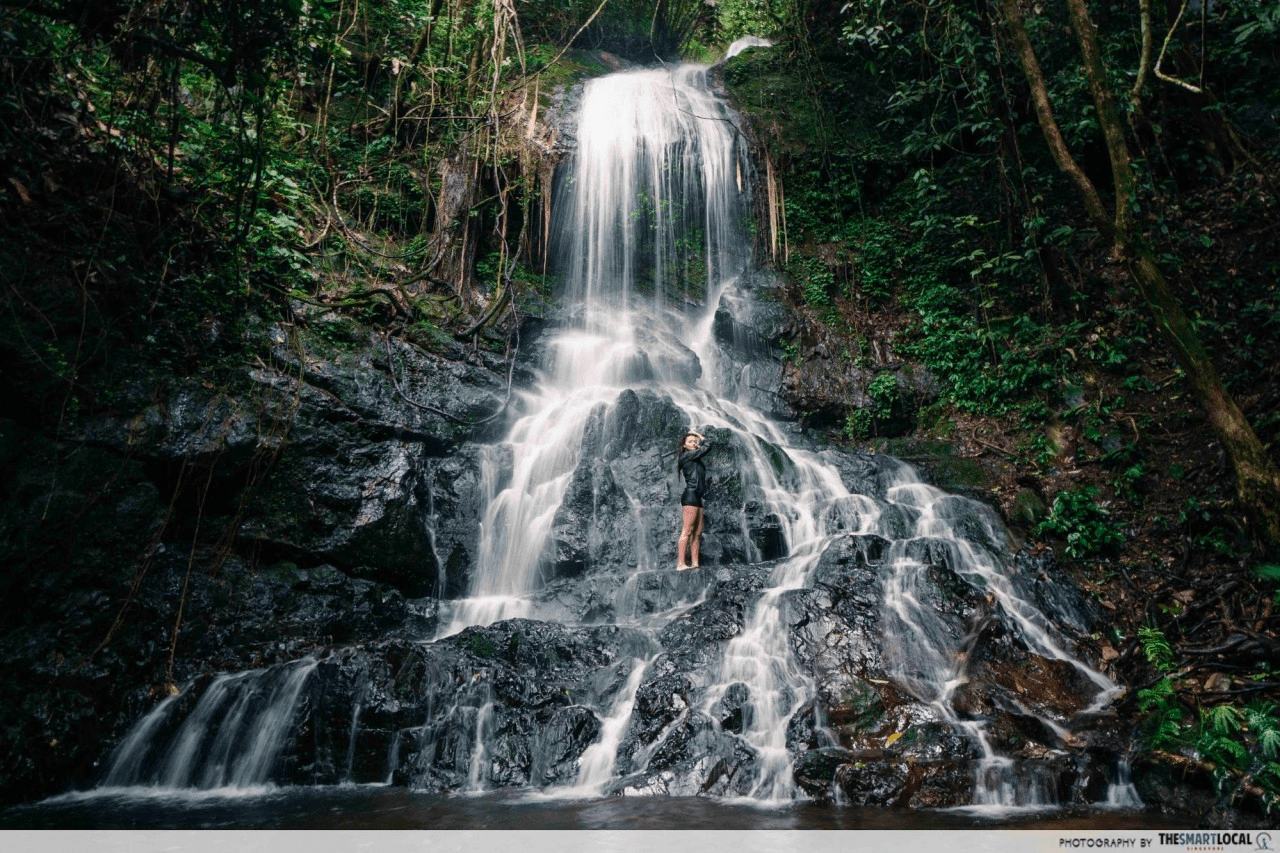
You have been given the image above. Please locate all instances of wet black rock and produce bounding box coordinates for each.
[0,305,1143,816]
[834,758,975,808]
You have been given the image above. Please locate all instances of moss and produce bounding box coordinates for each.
[468,631,497,659]
[927,457,986,490]
[756,436,792,479]
[1010,488,1049,529]
[839,681,886,734]
[525,47,613,104]
[916,403,956,438]
[874,438,987,490]
[266,560,301,578]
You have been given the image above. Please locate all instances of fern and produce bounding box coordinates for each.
[1259,728,1280,760]
[1198,732,1249,766]
[1137,678,1185,749]
[1247,700,1278,721]
[1205,703,1245,735]
[1138,625,1177,673]
[1259,761,1280,786]
[1153,713,1185,748]
[1137,677,1176,711]
[1247,700,1278,731]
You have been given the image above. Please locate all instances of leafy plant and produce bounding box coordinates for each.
[1138,625,1176,673]
[845,371,900,439]
[1136,677,1185,749]
[1034,486,1124,558]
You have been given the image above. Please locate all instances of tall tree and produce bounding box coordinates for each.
[998,0,1280,548]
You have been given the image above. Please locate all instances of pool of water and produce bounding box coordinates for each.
[0,785,1190,830]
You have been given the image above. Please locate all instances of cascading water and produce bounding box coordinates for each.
[877,474,1121,806]
[86,56,1138,816]
[565,657,653,796]
[100,658,318,792]
[433,60,1127,807]
[441,64,753,633]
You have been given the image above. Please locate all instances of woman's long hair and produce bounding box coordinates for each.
[676,432,699,476]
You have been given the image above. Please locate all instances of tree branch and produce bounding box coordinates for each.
[1130,0,1154,108]
[998,0,1113,237]
[1154,0,1205,94]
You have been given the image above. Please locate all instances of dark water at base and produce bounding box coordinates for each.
[0,786,1190,830]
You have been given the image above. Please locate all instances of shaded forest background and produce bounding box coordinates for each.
[3,0,1280,816]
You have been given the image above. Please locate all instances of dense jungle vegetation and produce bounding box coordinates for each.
[3,0,1280,819]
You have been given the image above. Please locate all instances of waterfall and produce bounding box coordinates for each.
[878,471,1122,805]
[566,657,652,796]
[441,64,752,634]
[1106,756,1143,807]
[90,58,1131,813]
[436,60,1122,806]
[101,658,318,791]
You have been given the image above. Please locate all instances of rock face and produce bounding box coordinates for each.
[0,316,501,802]
[0,295,1128,808]
[73,527,1120,808]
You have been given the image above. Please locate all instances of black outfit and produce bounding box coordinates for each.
[678,442,712,508]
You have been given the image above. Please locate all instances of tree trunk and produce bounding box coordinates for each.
[1000,0,1280,548]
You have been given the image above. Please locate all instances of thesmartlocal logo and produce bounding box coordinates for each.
[1158,832,1272,851]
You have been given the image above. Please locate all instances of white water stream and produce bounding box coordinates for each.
[101,658,318,791]
[434,61,1126,805]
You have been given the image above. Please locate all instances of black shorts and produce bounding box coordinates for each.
[680,488,703,508]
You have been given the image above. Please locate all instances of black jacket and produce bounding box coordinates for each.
[678,443,711,496]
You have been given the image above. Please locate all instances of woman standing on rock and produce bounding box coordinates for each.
[676,431,711,570]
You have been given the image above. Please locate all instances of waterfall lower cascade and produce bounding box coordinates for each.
[93,61,1138,812]
[100,659,320,792]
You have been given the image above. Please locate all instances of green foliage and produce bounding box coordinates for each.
[845,371,900,440]
[1138,676,1280,809]
[815,0,1280,441]
[845,409,872,441]
[1034,486,1124,558]
[520,0,710,60]
[787,256,834,308]
[1205,704,1245,736]
[847,220,897,303]
[713,0,788,43]
[1138,626,1176,673]
[1255,564,1280,583]
[1137,678,1185,749]
[898,274,1057,415]
[2,0,653,385]
[1179,496,1246,558]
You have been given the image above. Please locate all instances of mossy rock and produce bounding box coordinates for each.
[1009,488,1048,528]
[874,438,988,490]
[526,47,615,103]
[927,456,986,490]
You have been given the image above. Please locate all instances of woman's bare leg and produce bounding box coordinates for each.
[690,508,705,567]
[677,505,699,568]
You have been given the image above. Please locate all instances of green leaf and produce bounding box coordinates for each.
[1259,728,1280,759]
[1254,564,1280,583]
[1204,704,1244,735]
